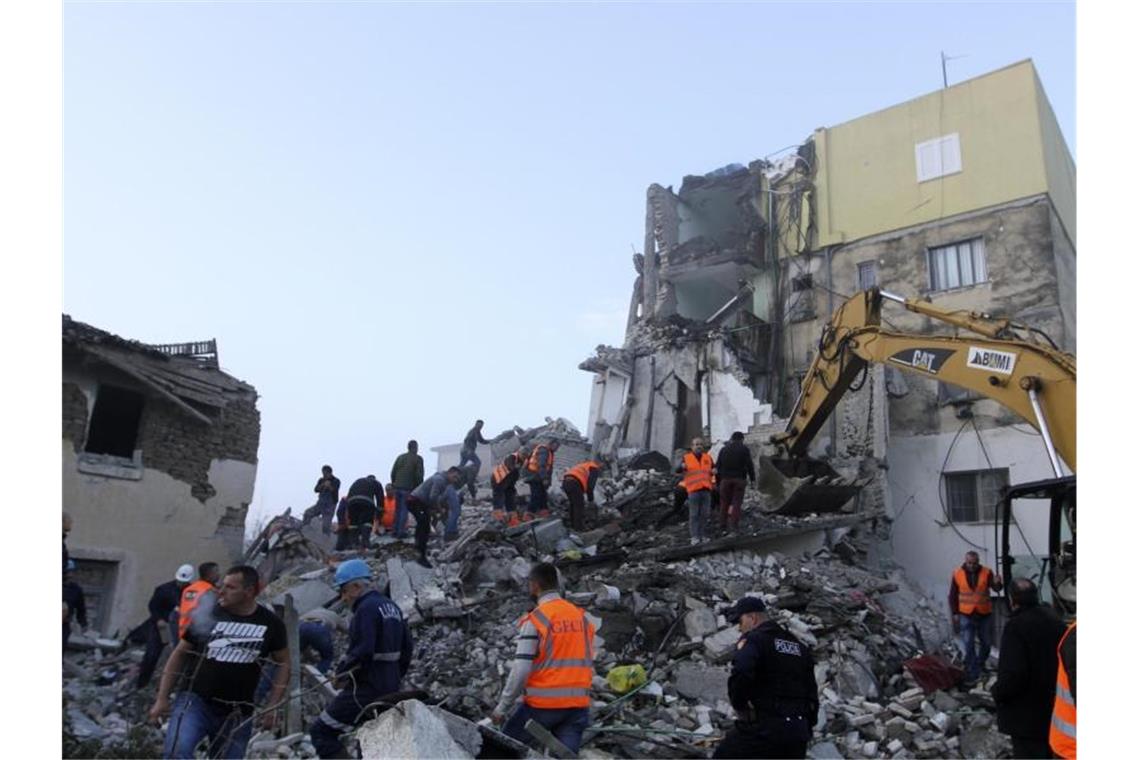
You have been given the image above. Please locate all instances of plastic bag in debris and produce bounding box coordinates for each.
[606,664,648,694]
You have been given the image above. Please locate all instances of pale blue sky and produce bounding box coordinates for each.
[63,1,1075,529]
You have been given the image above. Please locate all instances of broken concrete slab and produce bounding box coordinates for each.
[271,579,336,616]
[357,700,471,759]
[673,662,727,703]
[703,627,741,661]
[684,606,719,639]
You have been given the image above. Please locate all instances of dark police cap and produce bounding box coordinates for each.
[724,596,767,623]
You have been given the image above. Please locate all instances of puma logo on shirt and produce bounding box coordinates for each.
[205,621,268,664]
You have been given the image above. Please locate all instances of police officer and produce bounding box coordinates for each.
[309,559,413,759]
[714,596,819,759]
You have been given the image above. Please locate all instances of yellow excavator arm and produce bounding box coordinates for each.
[772,288,1076,474]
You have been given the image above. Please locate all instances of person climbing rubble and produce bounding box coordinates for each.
[948,550,1003,685]
[523,439,560,519]
[491,562,595,754]
[406,467,464,567]
[309,559,413,759]
[178,562,220,639]
[714,596,818,759]
[676,437,715,545]
[561,459,602,531]
[149,565,290,760]
[302,465,341,535]
[344,475,385,551]
[491,452,523,524]
[390,440,424,540]
[63,559,88,652]
[715,431,755,532]
[135,563,194,689]
[458,420,491,498]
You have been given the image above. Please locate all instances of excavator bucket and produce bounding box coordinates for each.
[755,457,864,516]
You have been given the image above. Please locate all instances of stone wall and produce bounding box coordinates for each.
[63,382,88,453]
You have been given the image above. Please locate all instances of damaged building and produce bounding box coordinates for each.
[581,59,1075,599]
[62,316,261,634]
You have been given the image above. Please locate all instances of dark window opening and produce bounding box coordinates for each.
[84,385,145,458]
[71,559,118,633]
[791,273,813,292]
[857,260,879,291]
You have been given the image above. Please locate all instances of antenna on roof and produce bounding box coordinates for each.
[941,51,968,88]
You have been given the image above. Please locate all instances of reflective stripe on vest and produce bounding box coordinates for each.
[492,462,512,486]
[372,651,402,662]
[178,580,214,636]
[527,445,554,476]
[953,566,993,616]
[523,598,595,709]
[1050,622,1076,759]
[564,461,599,491]
[682,452,714,494]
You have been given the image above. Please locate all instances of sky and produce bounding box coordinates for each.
[62,1,1075,534]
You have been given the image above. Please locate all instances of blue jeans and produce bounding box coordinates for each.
[527,480,549,514]
[444,487,461,538]
[163,692,252,759]
[687,489,712,541]
[960,613,993,681]
[459,451,481,497]
[503,704,590,754]
[393,488,411,538]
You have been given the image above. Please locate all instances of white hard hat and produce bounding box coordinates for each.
[175,564,195,583]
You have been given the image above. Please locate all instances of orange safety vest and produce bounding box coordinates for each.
[681,451,714,494]
[952,566,994,616]
[1050,622,1076,759]
[492,460,515,486]
[564,461,600,491]
[178,580,215,637]
[527,445,555,477]
[523,597,596,709]
[373,495,396,531]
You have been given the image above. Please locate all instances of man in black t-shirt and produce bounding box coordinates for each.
[149,565,289,759]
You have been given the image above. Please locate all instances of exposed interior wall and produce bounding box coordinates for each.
[886,425,1057,600]
[1033,68,1076,245]
[814,60,1050,246]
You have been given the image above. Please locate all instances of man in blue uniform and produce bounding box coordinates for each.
[714,596,819,759]
[309,559,414,759]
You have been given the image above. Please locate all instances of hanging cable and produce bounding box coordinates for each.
[938,418,989,550]
[970,418,1037,558]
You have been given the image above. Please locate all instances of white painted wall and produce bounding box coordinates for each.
[886,424,1058,601]
[706,370,765,444]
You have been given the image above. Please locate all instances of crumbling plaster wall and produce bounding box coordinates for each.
[887,425,1057,601]
[62,364,258,635]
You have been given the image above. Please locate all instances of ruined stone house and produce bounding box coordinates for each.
[580,59,1075,599]
[62,316,260,634]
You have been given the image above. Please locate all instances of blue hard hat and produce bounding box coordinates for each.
[334,558,372,589]
[66,559,76,572]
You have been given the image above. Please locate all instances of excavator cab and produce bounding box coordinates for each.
[998,476,1076,618]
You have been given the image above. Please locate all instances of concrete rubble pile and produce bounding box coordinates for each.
[65,456,1009,759]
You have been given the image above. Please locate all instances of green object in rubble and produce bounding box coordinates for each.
[606,664,648,694]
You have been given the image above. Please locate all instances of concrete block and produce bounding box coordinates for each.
[357,699,471,759]
[674,663,727,703]
[703,627,741,661]
[684,606,719,640]
[271,579,336,616]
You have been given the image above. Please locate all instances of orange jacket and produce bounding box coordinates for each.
[1049,622,1076,759]
[523,597,595,709]
[527,445,555,479]
[373,495,396,532]
[564,461,601,492]
[178,580,215,637]
[952,566,994,616]
[681,451,714,494]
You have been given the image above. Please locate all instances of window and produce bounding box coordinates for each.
[857,260,878,291]
[84,385,145,459]
[944,468,1009,523]
[928,238,986,291]
[915,133,962,182]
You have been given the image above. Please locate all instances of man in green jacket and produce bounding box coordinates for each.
[390,440,425,540]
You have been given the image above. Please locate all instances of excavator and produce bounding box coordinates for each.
[765,287,1075,615]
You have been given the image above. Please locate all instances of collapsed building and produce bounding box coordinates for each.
[62,316,260,634]
[580,59,1075,600]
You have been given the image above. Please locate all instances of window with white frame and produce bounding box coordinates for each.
[857,260,878,291]
[944,468,1009,523]
[915,133,962,182]
[928,237,987,291]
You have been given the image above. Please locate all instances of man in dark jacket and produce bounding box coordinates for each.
[135,565,194,688]
[344,475,385,550]
[714,596,818,759]
[310,559,413,759]
[390,440,425,539]
[990,579,1066,759]
[63,560,88,652]
[458,420,491,498]
[715,432,756,532]
[303,466,341,535]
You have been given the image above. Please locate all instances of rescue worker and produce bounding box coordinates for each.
[491,453,522,523]
[1049,621,1076,759]
[458,420,491,498]
[715,431,756,531]
[714,596,818,759]
[372,484,397,537]
[561,460,602,531]
[524,440,560,518]
[676,437,715,545]
[491,562,595,754]
[333,496,352,551]
[344,475,386,550]
[406,468,464,568]
[990,578,1066,759]
[948,551,1003,684]
[310,559,413,759]
[303,465,341,535]
[178,562,221,639]
[63,560,88,651]
[390,440,425,540]
[136,564,194,689]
